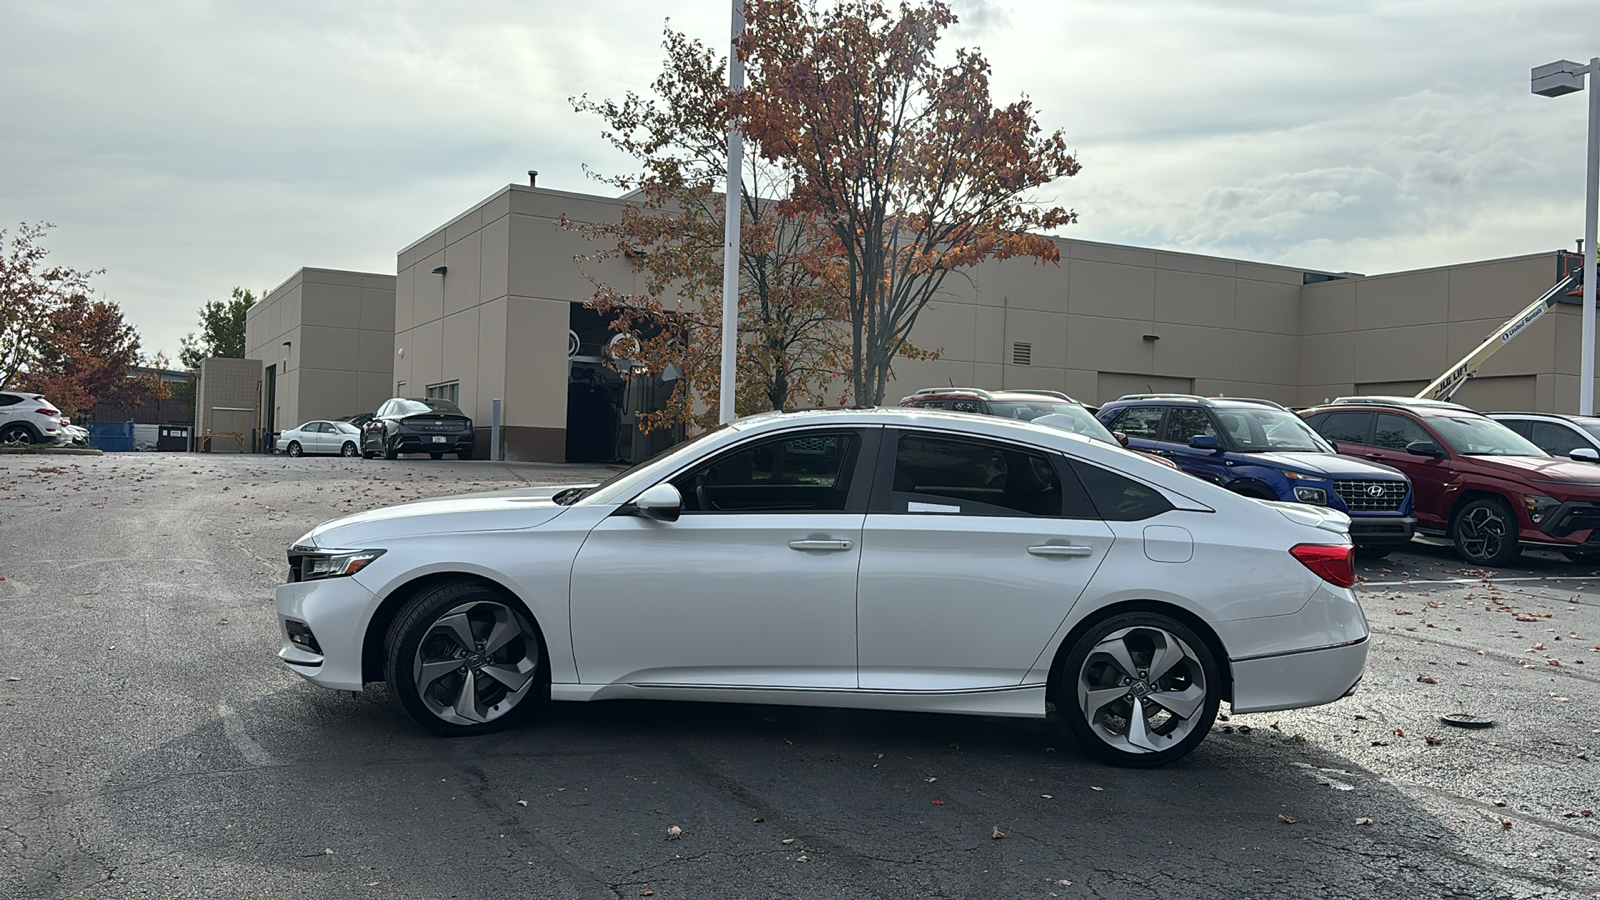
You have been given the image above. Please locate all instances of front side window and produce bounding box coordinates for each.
[1109,406,1163,439]
[1371,413,1432,451]
[1162,408,1217,444]
[673,431,861,513]
[889,433,1091,517]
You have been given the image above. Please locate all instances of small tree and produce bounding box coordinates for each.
[737,0,1082,404]
[569,26,853,431]
[0,223,100,390]
[179,287,257,369]
[16,294,167,419]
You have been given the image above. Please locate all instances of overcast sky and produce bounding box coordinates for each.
[2,0,1598,359]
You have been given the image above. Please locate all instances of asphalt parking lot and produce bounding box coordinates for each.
[4,453,1600,899]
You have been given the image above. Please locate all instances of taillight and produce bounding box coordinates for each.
[1290,543,1355,588]
[36,407,59,417]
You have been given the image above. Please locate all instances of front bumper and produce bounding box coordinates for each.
[275,577,380,691]
[1536,500,1600,545]
[1347,515,1416,546]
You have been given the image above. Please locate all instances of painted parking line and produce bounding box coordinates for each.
[1360,575,1597,588]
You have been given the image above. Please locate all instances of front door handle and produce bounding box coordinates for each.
[1028,544,1094,558]
[789,539,853,552]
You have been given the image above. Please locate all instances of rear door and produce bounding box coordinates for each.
[854,428,1113,690]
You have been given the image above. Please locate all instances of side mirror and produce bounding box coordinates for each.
[631,483,683,522]
[1188,434,1221,452]
[1571,447,1600,462]
[1114,431,1130,448]
[1405,440,1445,458]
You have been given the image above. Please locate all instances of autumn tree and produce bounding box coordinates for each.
[179,287,257,369]
[568,25,852,430]
[0,222,99,390]
[14,294,167,419]
[736,0,1082,405]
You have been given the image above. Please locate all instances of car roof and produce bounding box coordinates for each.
[1488,411,1600,425]
[1301,399,1484,418]
[1100,394,1287,410]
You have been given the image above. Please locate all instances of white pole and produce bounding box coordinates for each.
[1583,57,1600,416]
[718,2,745,425]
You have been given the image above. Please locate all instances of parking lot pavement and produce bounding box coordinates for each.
[4,454,1600,899]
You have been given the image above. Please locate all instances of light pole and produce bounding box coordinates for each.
[1533,58,1600,415]
[718,1,745,425]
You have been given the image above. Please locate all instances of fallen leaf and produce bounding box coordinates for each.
[1492,799,1507,807]
[640,890,654,897]
[991,825,1006,839]
[1279,814,1298,825]
[753,816,765,823]
[1355,817,1373,826]
[517,800,527,807]
[1424,736,1442,746]
[1393,728,1405,737]
[1370,740,1389,746]
[1417,675,1437,684]
[1041,794,1053,799]
[925,776,937,783]
[1500,818,1514,830]
[1393,609,1414,616]
[1090,786,1104,792]
[665,825,682,840]
[782,838,795,845]
[931,797,944,805]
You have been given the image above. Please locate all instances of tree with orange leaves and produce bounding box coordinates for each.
[736,0,1081,405]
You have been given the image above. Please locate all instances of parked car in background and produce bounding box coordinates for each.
[1096,395,1417,556]
[1489,412,1600,463]
[276,420,362,457]
[0,391,64,445]
[58,416,89,447]
[341,412,376,429]
[275,407,1368,767]
[898,388,1182,470]
[1300,397,1600,566]
[362,398,474,460]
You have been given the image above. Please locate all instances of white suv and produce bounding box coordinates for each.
[0,391,65,445]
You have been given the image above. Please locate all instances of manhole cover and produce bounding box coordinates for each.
[1439,713,1495,729]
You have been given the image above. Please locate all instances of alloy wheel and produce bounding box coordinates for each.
[411,600,539,726]
[1076,625,1209,755]
[1456,505,1508,562]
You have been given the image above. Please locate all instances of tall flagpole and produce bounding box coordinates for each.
[718,2,745,424]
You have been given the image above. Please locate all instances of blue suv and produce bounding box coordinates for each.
[1096,395,1416,555]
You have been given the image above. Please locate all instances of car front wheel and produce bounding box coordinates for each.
[286,441,302,457]
[384,582,546,736]
[1452,497,1521,566]
[1058,612,1221,767]
[383,439,399,461]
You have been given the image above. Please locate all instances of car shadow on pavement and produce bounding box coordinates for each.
[73,683,1594,900]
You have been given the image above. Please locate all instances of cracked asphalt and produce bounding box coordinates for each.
[4,452,1600,899]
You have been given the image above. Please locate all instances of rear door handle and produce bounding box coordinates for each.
[1028,544,1094,558]
[789,539,853,552]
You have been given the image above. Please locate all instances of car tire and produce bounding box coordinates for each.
[383,581,546,736]
[384,440,399,461]
[1056,611,1221,768]
[429,452,444,460]
[286,441,303,458]
[455,451,469,460]
[1451,497,1521,567]
[0,423,37,445]
[341,442,359,457]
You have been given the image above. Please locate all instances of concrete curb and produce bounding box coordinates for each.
[0,446,106,456]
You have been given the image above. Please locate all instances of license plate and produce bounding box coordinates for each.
[432,436,446,443]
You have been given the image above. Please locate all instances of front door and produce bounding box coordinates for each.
[1359,412,1455,528]
[568,428,877,689]
[1161,407,1229,487]
[855,429,1113,690]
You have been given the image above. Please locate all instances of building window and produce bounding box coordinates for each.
[427,381,460,405]
[1012,342,1032,366]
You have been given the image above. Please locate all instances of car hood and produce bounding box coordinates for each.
[300,484,589,546]
[1243,452,1406,479]
[1471,455,1600,491]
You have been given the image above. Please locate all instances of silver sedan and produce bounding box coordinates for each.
[274,408,1369,767]
[276,420,362,458]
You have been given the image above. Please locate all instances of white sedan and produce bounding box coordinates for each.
[277,420,362,457]
[274,408,1368,766]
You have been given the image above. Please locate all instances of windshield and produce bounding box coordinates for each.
[1571,418,1600,443]
[1429,415,1549,456]
[1211,407,1331,452]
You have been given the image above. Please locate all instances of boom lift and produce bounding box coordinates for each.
[1415,250,1587,402]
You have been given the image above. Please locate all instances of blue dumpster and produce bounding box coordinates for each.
[87,421,134,452]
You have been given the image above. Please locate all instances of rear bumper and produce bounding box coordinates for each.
[393,431,474,454]
[1230,638,1368,714]
[1347,515,1416,546]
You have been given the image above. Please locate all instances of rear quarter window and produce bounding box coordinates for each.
[1069,460,1175,521]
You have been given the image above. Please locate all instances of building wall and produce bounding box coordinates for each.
[245,268,396,432]
[194,357,263,452]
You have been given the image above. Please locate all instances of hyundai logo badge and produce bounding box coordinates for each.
[1367,483,1386,497]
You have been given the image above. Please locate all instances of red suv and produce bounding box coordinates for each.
[1300,397,1600,566]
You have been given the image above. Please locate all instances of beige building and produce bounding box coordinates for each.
[193,356,264,453]
[373,181,1593,463]
[244,267,396,438]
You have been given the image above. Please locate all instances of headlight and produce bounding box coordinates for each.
[1294,486,1329,504]
[1524,494,1560,524]
[288,547,385,582]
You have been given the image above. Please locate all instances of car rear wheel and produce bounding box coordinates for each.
[1451,497,1521,566]
[384,582,545,736]
[0,423,35,444]
[1057,612,1221,767]
[341,441,358,457]
[286,441,302,458]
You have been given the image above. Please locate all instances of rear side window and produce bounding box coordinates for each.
[0,395,20,407]
[1371,414,1431,451]
[1109,406,1163,439]
[1069,461,1175,521]
[1314,411,1371,445]
[889,433,1094,518]
[1530,421,1588,456]
[1162,408,1217,444]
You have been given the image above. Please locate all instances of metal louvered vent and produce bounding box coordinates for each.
[1012,342,1032,366]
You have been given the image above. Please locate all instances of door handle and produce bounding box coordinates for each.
[789,539,853,552]
[1028,544,1094,558]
